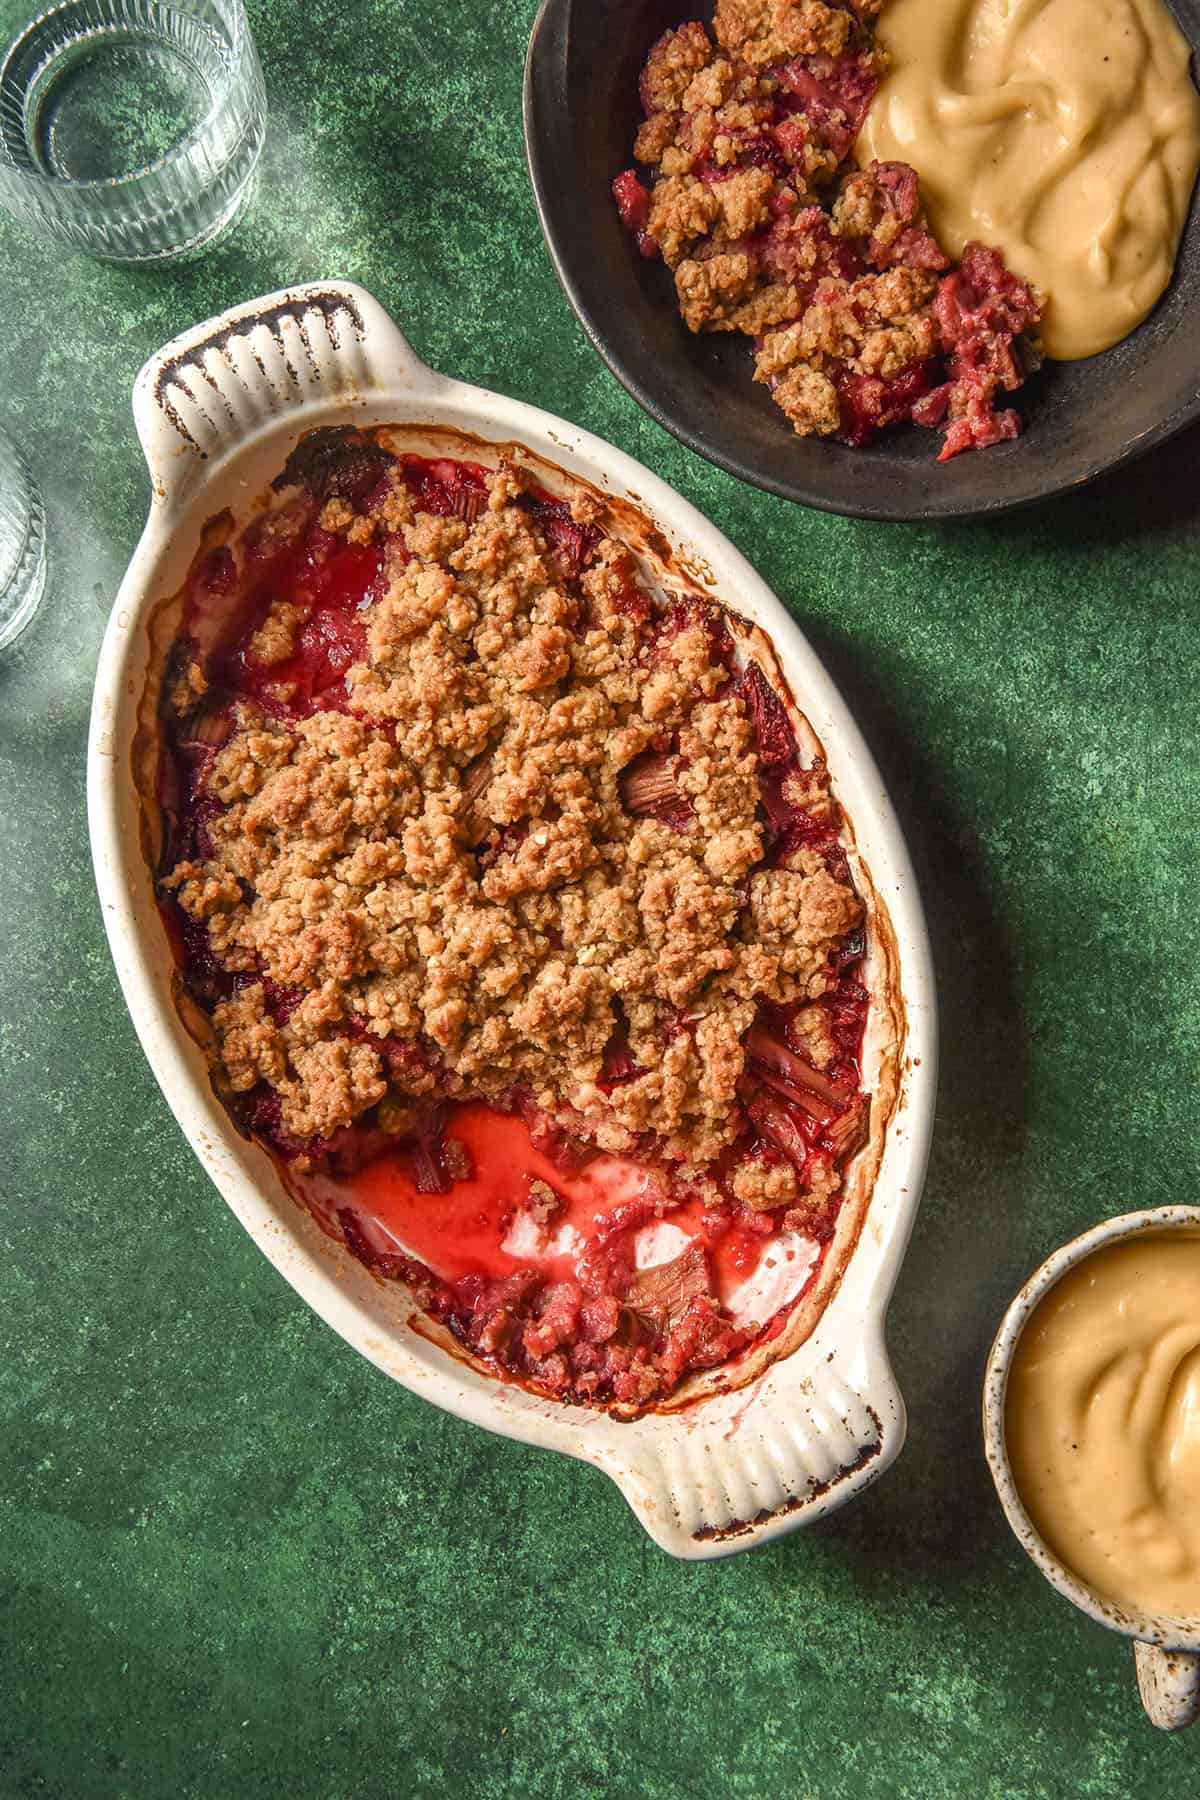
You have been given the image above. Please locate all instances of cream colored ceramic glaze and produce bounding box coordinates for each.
[1006,1229,1200,1617]
[858,0,1200,358]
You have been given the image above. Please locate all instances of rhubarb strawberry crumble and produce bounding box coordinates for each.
[154,428,894,1412]
[613,3,1043,459]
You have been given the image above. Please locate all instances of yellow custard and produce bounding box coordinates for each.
[857,0,1200,358]
[1006,1229,1200,1619]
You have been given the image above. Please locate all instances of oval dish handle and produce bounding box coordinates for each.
[132,282,434,509]
[601,1333,905,1560]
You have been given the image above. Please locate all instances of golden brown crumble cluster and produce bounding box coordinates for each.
[624,4,950,439]
[164,458,862,1179]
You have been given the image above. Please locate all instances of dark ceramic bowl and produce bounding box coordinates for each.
[523,0,1200,521]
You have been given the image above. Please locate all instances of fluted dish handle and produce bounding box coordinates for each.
[599,1329,905,1559]
[131,282,435,509]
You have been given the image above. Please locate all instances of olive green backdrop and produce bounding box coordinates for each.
[0,1,1196,1794]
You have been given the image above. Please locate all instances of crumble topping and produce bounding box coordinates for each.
[164,451,862,1176]
[156,434,876,1408]
[613,7,1043,458]
[715,0,855,65]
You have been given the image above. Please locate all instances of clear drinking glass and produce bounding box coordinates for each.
[0,0,266,261]
[0,425,47,651]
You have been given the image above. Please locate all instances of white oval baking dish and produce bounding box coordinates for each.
[87,283,936,1558]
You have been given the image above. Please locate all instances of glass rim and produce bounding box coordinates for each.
[0,419,44,641]
[0,0,256,196]
[0,416,34,483]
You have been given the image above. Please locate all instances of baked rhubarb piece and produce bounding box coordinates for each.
[156,428,890,1412]
[613,4,1042,459]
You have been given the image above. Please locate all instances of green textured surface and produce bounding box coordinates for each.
[0,0,1198,1793]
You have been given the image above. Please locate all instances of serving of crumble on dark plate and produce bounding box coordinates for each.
[523,0,1200,521]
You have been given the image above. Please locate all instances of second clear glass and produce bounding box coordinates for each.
[0,0,266,261]
[0,424,46,651]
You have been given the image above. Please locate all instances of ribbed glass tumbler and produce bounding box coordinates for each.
[0,426,46,651]
[0,0,266,261]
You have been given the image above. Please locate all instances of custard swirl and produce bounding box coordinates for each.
[859,0,1200,358]
[1007,1230,1200,1619]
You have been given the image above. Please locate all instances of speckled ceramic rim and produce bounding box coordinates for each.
[87,283,938,1559]
[983,1206,1200,1725]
